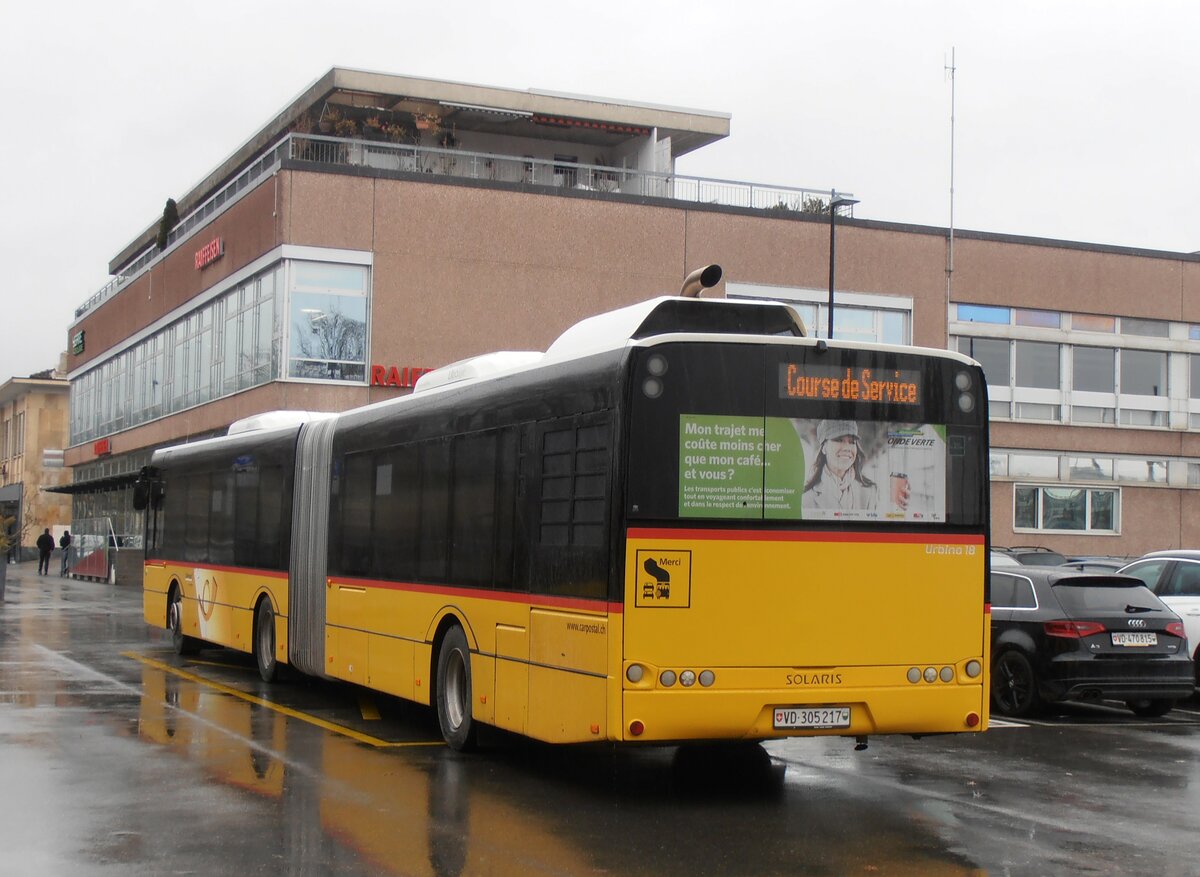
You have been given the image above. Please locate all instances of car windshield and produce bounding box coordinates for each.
[1052,579,1164,614]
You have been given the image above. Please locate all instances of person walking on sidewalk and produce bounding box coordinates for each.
[59,530,72,577]
[36,529,55,575]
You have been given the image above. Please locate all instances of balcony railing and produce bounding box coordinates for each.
[76,132,849,319]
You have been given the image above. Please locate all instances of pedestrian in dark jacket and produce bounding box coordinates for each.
[59,530,72,577]
[36,529,54,575]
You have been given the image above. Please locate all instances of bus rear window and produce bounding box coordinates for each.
[626,343,986,527]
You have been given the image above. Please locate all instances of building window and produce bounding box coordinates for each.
[727,284,911,344]
[1120,349,1167,396]
[1014,485,1119,534]
[287,262,369,382]
[1067,457,1113,481]
[1071,313,1116,333]
[1072,347,1115,393]
[1121,317,1169,338]
[956,304,1010,324]
[70,262,284,445]
[993,449,1188,489]
[1014,341,1060,389]
[1014,308,1061,329]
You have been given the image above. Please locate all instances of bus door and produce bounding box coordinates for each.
[518,413,613,743]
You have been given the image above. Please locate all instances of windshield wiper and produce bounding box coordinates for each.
[1124,604,1160,613]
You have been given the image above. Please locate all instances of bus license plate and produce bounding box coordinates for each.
[1111,632,1157,647]
[773,707,851,730]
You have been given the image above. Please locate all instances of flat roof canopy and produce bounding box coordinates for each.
[110,68,731,273]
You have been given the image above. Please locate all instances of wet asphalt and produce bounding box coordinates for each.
[1,561,1199,876]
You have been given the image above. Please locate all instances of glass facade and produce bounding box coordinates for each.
[70,257,370,446]
[287,262,369,381]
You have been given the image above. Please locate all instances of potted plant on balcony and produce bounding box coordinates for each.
[362,116,385,140]
[334,117,358,138]
[319,106,341,134]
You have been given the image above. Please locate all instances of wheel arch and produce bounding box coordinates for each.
[166,577,183,627]
[427,608,478,699]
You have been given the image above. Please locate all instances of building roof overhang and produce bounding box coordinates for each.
[0,378,68,409]
[109,67,731,273]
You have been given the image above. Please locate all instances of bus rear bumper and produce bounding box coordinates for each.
[620,685,988,743]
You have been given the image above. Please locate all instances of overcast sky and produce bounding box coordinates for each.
[2,0,1197,381]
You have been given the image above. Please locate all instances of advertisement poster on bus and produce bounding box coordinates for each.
[678,415,947,522]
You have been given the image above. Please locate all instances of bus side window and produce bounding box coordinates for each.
[528,413,611,599]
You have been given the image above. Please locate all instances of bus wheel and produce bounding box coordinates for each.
[254,600,278,683]
[436,626,477,751]
[168,585,199,656]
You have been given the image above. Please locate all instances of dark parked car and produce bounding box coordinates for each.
[990,568,1193,718]
[994,546,1068,567]
[1058,558,1127,574]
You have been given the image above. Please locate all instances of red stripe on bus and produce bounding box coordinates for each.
[145,560,289,579]
[148,560,620,613]
[333,576,621,614]
[626,528,986,545]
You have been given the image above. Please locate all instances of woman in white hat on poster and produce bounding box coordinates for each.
[801,419,879,514]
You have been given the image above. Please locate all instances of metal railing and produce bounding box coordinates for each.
[76,132,850,319]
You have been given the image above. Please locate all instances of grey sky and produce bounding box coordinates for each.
[2,0,1197,381]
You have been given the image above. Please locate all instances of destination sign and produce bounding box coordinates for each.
[780,364,921,406]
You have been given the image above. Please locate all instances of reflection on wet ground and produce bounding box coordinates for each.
[2,563,1199,875]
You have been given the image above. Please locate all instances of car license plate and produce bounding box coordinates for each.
[773,706,851,730]
[1111,632,1157,647]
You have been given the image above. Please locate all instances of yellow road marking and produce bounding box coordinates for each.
[184,658,250,671]
[123,652,441,749]
[358,695,381,721]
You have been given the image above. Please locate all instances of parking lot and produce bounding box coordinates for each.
[2,563,1199,876]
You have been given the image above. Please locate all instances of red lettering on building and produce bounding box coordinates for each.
[93,438,112,456]
[370,365,432,389]
[194,237,225,270]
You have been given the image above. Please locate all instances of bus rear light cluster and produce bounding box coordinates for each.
[955,370,975,413]
[965,660,982,678]
[642,354,669,398]
[907,666,957,683]
[658,668,715,688]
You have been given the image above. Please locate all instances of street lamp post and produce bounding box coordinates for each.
[827,190,860,339]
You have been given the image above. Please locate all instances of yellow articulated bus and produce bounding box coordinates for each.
[138,270,990,750]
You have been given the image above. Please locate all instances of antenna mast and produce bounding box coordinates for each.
[945,48,957,312]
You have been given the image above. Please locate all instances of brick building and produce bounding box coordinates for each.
[61,67,1200,567]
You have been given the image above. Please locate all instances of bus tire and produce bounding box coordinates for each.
[168,584,200,656]
[254,599,278,683]
[436,625,477,752]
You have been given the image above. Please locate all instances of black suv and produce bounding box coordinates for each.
[990,568,1193,718]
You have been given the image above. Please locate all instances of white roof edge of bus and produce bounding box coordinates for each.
[413,351,544,393]
[542,296,801,363]
[226,410,337,435]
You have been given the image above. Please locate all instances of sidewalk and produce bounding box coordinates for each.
[1,560,77,597]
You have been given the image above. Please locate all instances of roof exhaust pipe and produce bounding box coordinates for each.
[679,264,723,298]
